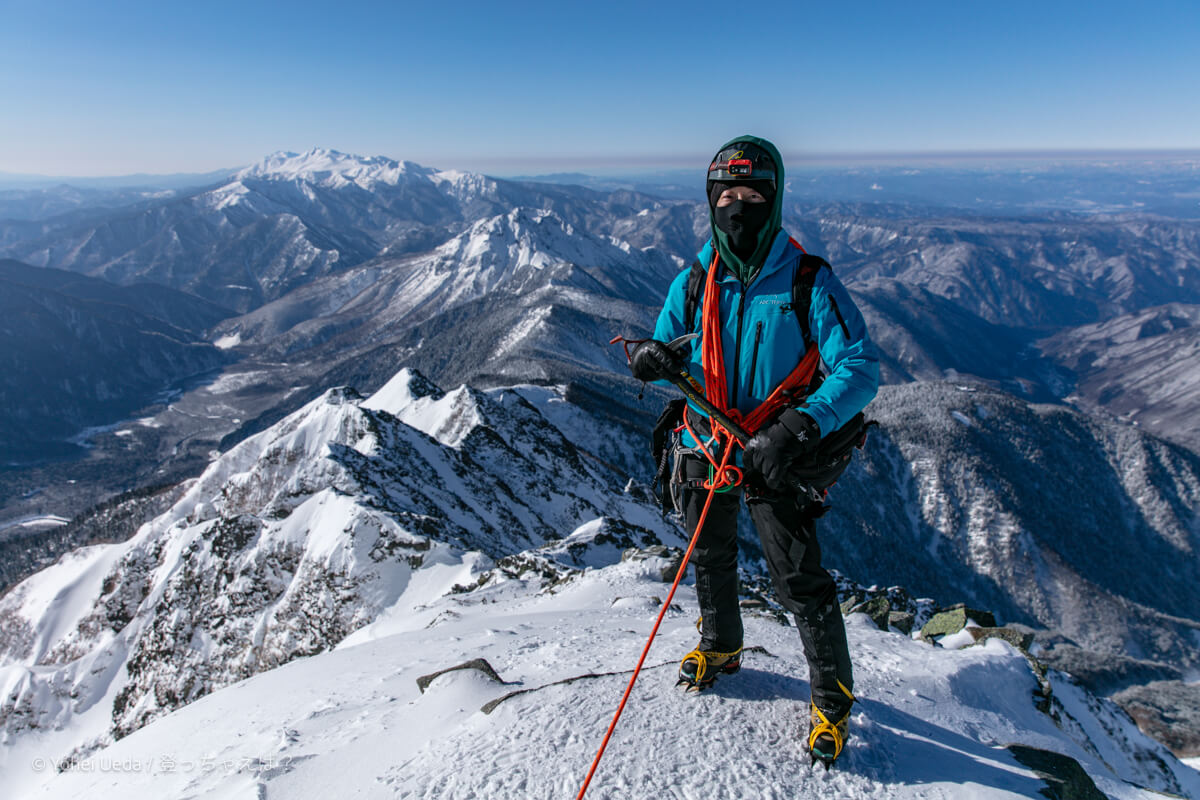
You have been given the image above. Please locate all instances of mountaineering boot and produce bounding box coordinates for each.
[676,645,743,692]
[807,681,855,769]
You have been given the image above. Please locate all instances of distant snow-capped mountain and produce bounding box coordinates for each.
[235,148,429,187]
[786,207,1200,447]
[1037,303,1200,451]
[189,203,681,480]
[217,205,679,349]
[5,150,1198,450]
[792,210,1200,328]
[0,149,680,314]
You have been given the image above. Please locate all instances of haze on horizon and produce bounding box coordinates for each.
[1,0,1197,177]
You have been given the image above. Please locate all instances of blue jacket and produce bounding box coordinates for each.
[653,230,879,447]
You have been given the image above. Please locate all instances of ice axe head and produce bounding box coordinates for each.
[665,333,698,357]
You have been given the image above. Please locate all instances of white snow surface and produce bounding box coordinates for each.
[233,148,498,198]
[0,516,69,534]
[12,552,1199,800]
[361,368,481,448]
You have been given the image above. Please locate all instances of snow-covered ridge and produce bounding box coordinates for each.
[0,368,680,793]
[312,205,679,332]
[435,207,574,276]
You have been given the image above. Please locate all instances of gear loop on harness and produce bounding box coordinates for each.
[681,402,743,492]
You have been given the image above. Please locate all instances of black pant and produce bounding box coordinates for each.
[680,455,853,714]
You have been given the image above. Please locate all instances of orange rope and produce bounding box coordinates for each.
[700,252,727,410]
[575,442,735,799]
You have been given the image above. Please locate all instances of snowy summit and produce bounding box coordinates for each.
[237,148,431,188]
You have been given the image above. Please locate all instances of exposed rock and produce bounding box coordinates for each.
[847,596,891,630]
[887,611,915,635]
[920,604,997,639]
[835,581,933,634]
[969,626,1035,653]
[1111,680,1200,758]
[610,596,662,608]
[621,545,684,583]
[1006,744,1109,800]
[416,658,507,694]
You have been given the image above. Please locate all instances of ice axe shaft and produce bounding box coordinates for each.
[655,334,752,445]
[661,368,751,446]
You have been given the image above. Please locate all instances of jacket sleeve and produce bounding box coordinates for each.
[802,269,880,437]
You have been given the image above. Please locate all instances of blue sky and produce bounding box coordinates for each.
[2,0,1198,176]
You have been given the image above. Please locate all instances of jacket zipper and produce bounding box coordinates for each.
[730,287,746,409]
[829,294,851,340]
[748,321,763,396]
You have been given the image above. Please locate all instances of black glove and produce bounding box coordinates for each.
[630,339,684,382]
[743,409,821,491]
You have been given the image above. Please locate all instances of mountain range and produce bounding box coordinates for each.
[1,148,1199,787]
[8,149,1198,462]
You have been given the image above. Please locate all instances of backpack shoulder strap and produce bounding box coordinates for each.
[683,260,705,333]
[793,254,831,347]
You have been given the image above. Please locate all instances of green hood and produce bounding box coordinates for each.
[707,134,785,284]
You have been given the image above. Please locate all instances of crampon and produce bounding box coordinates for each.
[807,692,853,770]
[675,646,743,692]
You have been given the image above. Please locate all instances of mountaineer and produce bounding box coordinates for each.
[628,135,880,768]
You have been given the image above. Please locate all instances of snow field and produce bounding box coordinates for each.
[21,554,1196,799]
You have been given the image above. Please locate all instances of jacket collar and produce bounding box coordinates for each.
[697,229,794,287]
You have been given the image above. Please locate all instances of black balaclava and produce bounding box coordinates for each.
[706,136,785,284]
[711,182,774,259]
